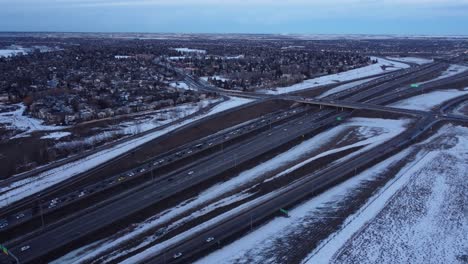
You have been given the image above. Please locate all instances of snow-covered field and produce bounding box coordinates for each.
[0,104,67,138]
[417,64,468,85]
[193,124,466,264]
[172,47,206,54]
[40,132,72,140]
[306,124,468,264]
[316,77,379,98]
[386,56,433,65]
[201,75,230,82]
[0,45,58,57]
[169,81,193,90]
[390,88,468,110]
[263,57,409,95]
[0,49,26,57]
[0,97,251,208]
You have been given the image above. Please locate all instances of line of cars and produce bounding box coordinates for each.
[0,107,307,232]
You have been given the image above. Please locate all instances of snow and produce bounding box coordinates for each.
[386,56,433,65]
[0,49,26,57]
[306,125,468,264]
[40,132,71,140]
[169,81,193,90]
[196,151,413,264]
[225,55,244,59]
[0,45,58,57]
[0,103,68,138]
[417,64,468,85]
[53,117,408,263]
[172,48,206,54]
[317,77,379,98]
[114,55,132,59]
[201,75,230,82]
[263,57,409,95]
[0,97,252,208]
[390,88,468,110]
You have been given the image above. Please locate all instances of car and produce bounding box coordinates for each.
[206,237,214,242]
[187,150,193,154]
[127,172,135,177]
[78,191,86,198]
[173,252,182,259]
[118,176,126,182]
[16,213,25,219]
[0,220,8,229]
[139,168,146,173]
[21,245,30,251]
[188,171,194,175]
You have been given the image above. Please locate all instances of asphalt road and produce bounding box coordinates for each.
[7,108,347,263]
[0,106,310,235]
[145,116,437,264]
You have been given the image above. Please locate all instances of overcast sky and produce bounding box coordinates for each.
[1,0,467,35]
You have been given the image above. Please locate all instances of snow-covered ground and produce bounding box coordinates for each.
[194,124,466,264]
[0,49,26,57]
[192,118,408,264]
[390,88,468,110]
[0,97,251,208]
[172,48,206,54]
[201,75,230,82]
[114,55,132,59]
[53,100,218,152]
[386,56,433,65]
[40,132,72,140]
[0,45,59,57]
[305,124,468,264]
[0,104,68,138]
[316,77,379,98]
[263,57,409,95]
[417,64,468,85]
[54,117,407,264]
[169,81,193,90]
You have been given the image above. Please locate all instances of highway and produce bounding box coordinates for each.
[145,115,438,264]
[7,108,349,263]
[0,106,310,235]
[2,56,468,264]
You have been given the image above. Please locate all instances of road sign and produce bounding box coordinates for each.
[410,83,419,88]
[336,117,343,121]
[0,244,8,255]
[280,208,289,215]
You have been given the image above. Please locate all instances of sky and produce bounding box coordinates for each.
[1,0,468,35]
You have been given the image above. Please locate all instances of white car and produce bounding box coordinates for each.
[188,171,194,175]
[206,237,214,243]
[173,252,182,259]
[0,221,8,229]
[16,213,25,219]
[21,245,30,251]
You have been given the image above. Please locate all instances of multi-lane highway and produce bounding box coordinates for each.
[2,56,468,264]
[145,116,437,264]
[0,106,309,235]
[6,106,349,263]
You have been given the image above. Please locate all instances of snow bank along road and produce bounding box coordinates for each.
[2,56,468,264]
